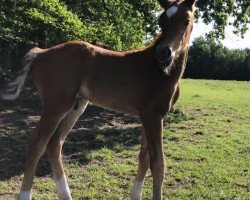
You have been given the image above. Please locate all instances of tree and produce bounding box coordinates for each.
[0,0,95,47]
[62,0,250,42]
[185,37,250,80]
[61,0,160,50]
[196,0,250,39]
[0,0,96,82]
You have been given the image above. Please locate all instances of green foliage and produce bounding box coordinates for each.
[61,0,160,50]
[197,0,250,39]
[185,37,250,80]
[0,0,160,50]
[0,0,95,46]
[1,0,248,49]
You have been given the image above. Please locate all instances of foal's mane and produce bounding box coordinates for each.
[146,34,162,49]
[122,34,162,55]
[90,34,162,55]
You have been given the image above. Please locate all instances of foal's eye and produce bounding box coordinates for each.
[184,20,190,26]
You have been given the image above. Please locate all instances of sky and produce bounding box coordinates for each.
[191,19,250,49]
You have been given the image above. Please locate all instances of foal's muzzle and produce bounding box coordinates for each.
[156,45,174,74]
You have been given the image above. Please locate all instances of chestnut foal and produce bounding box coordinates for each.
[0,0,196,199]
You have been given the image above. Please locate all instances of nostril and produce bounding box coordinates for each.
[166,47,172,58]
[164,47,172,60]
[156,46,173,61]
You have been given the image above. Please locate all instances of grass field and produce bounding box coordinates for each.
[0,79,249,199]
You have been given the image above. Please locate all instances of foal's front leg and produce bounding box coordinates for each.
[140,114,164,200]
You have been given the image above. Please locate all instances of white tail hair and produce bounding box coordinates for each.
[0,47,44,100]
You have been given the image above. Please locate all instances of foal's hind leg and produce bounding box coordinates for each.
[46,99,89,200]
[130,128,150,200]
[19,98,75,200]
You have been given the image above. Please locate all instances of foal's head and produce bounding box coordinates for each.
[156,0,197,74]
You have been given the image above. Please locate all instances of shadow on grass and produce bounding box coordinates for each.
[64,127,140,166]
[0,93,141,180]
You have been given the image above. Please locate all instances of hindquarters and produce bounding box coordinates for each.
[31,42,93,112]
[18,42,92,199]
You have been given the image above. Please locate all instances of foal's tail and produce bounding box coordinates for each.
[0,47,44,100]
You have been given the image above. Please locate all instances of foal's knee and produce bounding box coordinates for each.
[149,153,165,174]
[46,139,62,159]
[139,148,149,167]
[151,161,164,173]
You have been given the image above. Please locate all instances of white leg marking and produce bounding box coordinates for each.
[19,190,31,200]
[130,181,144,200]
[166,6,178,18]
[56,175,72,200]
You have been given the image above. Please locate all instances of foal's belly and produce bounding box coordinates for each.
[79,83,139,116]
[93,100,138,116]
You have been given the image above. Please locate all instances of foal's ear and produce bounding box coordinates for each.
[158,0,171,9]
[185,0,197,8]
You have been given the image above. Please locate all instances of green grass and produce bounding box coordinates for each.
[164,80,250,200]
[0,79,250,200]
